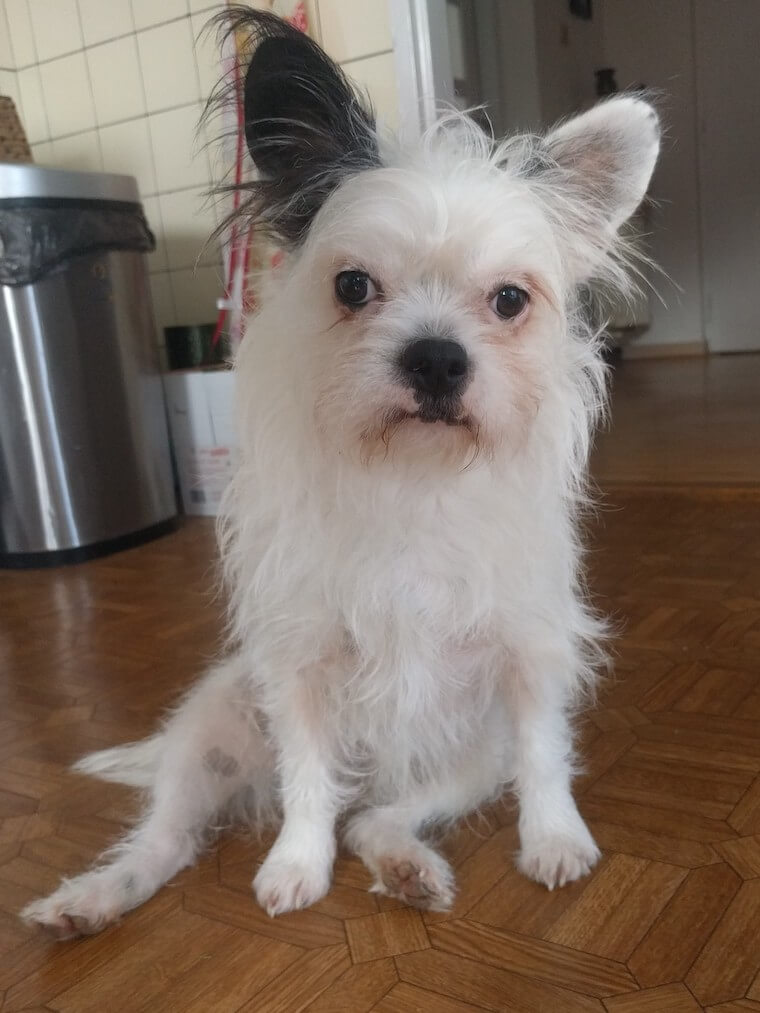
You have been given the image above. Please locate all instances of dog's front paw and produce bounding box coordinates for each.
[253,854,332,917]
[21,877,121,940]
[517,825,600,890]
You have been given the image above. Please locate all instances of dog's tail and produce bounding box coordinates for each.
[72,735,164,788]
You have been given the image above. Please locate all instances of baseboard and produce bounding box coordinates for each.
[598,481,760,502]
[622,339,708,360]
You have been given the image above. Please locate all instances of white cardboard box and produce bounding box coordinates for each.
[162,368,237,516]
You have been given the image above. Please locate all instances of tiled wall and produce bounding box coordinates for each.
[0,0,398,345]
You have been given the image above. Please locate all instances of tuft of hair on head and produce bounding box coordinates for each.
[419,94,660,294]
[204,6,380,247]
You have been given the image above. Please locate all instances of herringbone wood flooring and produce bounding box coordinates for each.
[2,490,760,1011]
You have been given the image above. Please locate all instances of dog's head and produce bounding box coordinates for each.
[222,10,659,467]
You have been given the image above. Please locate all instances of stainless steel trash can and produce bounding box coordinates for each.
[0,164,177,567]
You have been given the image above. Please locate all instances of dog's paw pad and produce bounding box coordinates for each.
[517,832,601,890]
[373,848,455,911]
[253,857,331,917]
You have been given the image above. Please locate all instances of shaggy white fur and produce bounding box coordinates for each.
[21,11,659,938]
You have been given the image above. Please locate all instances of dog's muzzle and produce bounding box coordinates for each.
[398,338,470,423]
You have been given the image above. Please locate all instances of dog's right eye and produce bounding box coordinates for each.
[335,271,377,308]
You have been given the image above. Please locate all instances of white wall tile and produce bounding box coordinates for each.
[149,102,209,191]
[344,51,398,129]
[0,3,15,67]
[200,120,228,195]
[28,0,82,62]
[148,271,177,335]
[169,264,222,325]
[51,128,103,170]
[99,117,156,196]
[131,0,187,31]
[30,138,54,162]
[39,51,94,137]
[5,0,37,66]
[2,1,399,287]
[87,36,144,124]
[159,186,218,268]
[319,0,391,63]
[190,11,220,101]
[142,195,169,270]
[16,65,48,141]
[0,69,20,103]
[137,17,199,112]
[77,0,133,47]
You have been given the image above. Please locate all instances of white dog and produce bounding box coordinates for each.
[23,9,659,938]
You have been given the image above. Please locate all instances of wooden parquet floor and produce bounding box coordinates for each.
[592,354,760,488]
[2,492,760,1012]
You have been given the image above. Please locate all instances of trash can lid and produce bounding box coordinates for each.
[0,163,140,204]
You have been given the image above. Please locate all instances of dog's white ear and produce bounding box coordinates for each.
[545,96,660,231]
[543,96,660,279]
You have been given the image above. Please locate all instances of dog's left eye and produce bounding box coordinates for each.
[335,271,377,308]
[491,285,529,320]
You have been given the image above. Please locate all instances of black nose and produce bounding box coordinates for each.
[399,338,469,397]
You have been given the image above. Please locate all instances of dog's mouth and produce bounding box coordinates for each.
[391,396,472,428]
[361,404,482,460]
[417,410,467,427]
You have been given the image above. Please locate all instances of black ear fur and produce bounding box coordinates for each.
[209,7,379,246]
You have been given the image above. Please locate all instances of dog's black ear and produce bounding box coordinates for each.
[213,8,379,246]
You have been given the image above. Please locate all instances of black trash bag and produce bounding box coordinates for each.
[0,199,156,286]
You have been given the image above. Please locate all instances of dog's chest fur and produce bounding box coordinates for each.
[244,460,568,772]
[292,459,562,638]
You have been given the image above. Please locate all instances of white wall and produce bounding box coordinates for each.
[693,0,760,353]
[473,0,542,136]
[601,0,703,350]
[473,1,603,140]
[0,0,398,349]
[0,3,17,100]
[533,0,603,125]
[530,0,704,350]
[466,0,706,351]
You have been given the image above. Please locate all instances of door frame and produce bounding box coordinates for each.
[388,0,454,138]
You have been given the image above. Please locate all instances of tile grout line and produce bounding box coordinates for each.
[34,99,206,146]
[15,38,395,79]
[133,6,176,319]
[18,0,52,146]
[340,48,394,68]
[1,0,18,70]
[74,0,103,172]
[8,10,216,72]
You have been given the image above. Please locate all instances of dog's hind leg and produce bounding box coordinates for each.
[22,657,271,939]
